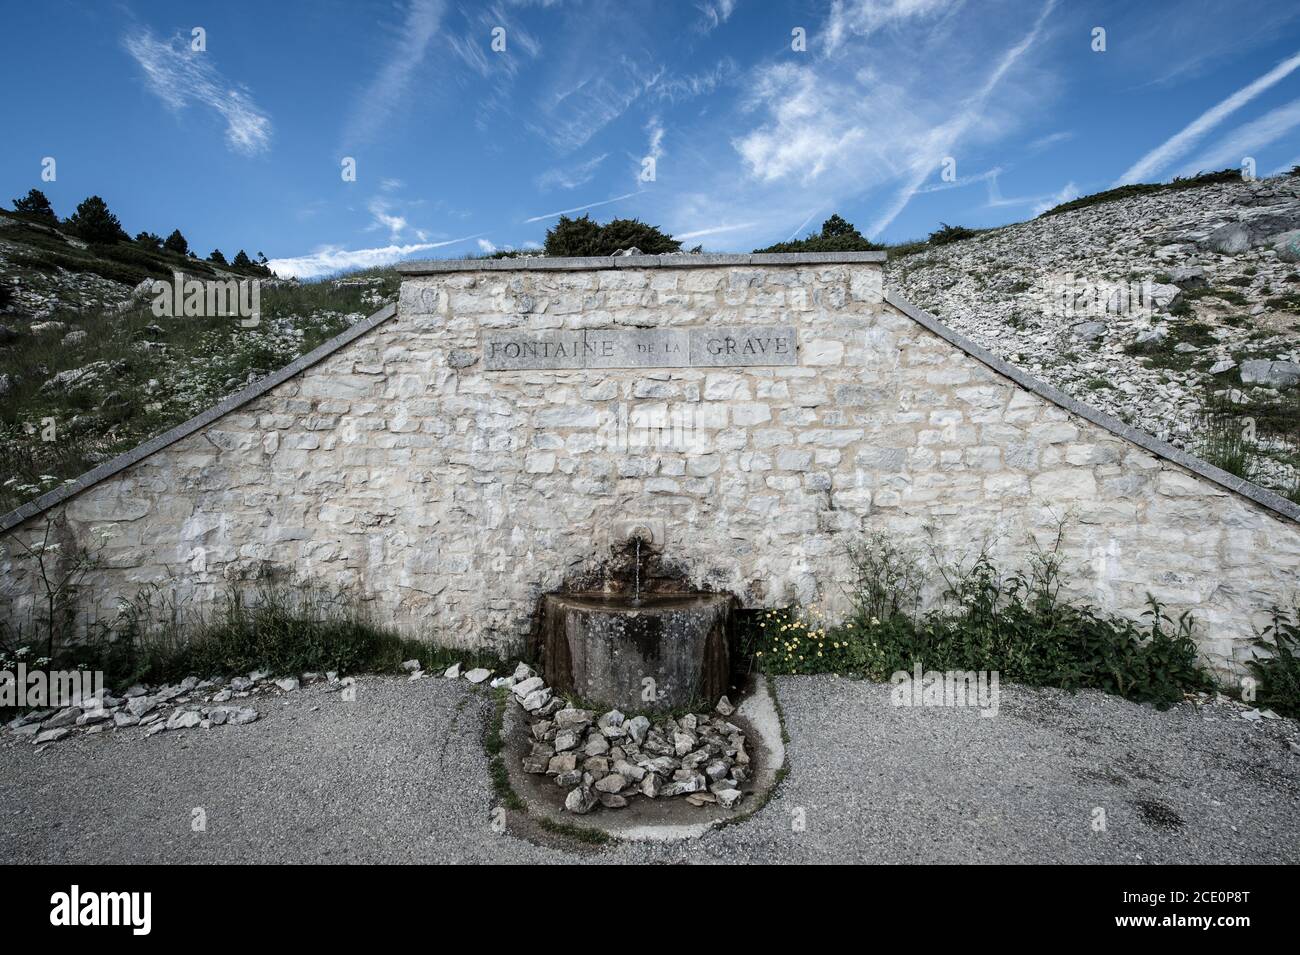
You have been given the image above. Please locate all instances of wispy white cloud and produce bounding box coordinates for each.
[447,3,542,78]
[343,0,446,147]
[1116,50,1300,185]
[445,2,546,133]
[696,0,738,33]
[911,166,1060,211]
[123,29,271,155]
[731,0,1054,238]
[523,190,642,223]
[1180,97,1300,175]
[477,238,498,253]
[825,0,957,55]
[867,0,1057,235]
[1031,181,1078,216]
[268,235,480,280]
[1028,130,1073,151]
[675,221,757,241]
[1273,154,1300,175]
[367,197,410,241]
[913,167,1003,195]
[649,59,737,103]
[785,209,821,242]
[537,153,607,190]
[645,117,665,162]
[530,57,664,151]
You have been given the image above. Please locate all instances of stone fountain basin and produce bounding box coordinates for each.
[540,592,731,713]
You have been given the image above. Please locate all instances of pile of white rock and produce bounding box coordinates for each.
[1,670,346,748]
[501,663,749,814]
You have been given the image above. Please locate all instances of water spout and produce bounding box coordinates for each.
[633,537,641,604]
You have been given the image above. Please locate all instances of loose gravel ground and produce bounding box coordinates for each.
[1,674,1296,864]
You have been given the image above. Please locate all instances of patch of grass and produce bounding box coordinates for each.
[1197,408,1255,480]
[1123,319,1216,371]
[486,689,526,810]
[883,238,930,260]
[1265,291,1300,313]
[7,579,504,690]
[536,815,611,845]
[1207,387,1300,452]
[1183,286,1249,307]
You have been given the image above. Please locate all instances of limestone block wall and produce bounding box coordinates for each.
[2,254,1298,677]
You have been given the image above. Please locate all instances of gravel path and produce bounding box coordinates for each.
[1,674,1295,864]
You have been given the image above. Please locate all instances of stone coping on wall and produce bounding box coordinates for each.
[396,251,888,273]
[3,260,1298,536]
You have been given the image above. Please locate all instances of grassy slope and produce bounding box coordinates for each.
[0,217,400,513]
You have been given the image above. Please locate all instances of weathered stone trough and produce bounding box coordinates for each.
[540,591,730,713]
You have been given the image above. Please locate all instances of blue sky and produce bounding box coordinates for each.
[4,0,1300,277]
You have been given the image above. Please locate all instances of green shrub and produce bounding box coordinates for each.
[543,215,681,256]
[927,222,977,245]
[752,532,1211,707]
[1246,608,1300,717]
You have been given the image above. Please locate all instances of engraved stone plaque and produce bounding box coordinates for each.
[481,325,796,370]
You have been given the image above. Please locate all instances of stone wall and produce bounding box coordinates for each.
[3,254,1298,677]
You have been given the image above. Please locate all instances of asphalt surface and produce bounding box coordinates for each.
[1,674,1296,864]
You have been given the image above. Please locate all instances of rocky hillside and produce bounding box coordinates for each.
[0,215,398,514]
[889,173,1300,498]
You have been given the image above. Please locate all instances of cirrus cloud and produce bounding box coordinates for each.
[123,28,272,155]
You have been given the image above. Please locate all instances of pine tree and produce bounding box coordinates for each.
[66,196,128,244]
[208,249,228,265]
[232,249,253,268]
[11,189,57,225]
[163,229,189,255]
